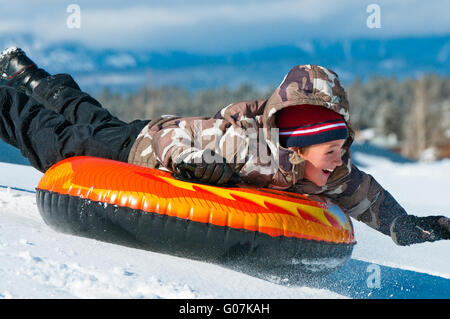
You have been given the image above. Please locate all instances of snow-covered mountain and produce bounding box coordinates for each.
[0,142,449,299]
[2,34,450,92]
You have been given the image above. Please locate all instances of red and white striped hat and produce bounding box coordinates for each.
[276,104,348,147]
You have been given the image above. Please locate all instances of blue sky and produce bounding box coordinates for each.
[1,0,450,53]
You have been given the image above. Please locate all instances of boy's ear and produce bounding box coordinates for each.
[289,146,308,160]
[288,146,301,155]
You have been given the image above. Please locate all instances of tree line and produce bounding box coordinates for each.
[96,74,450,160]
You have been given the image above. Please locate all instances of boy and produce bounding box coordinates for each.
[0,47,449,246]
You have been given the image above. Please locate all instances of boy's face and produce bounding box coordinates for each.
[291,139,346,187]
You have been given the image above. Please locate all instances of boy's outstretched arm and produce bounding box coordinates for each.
[325,164,450,246]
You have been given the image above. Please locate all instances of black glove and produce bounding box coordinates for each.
[173,149,239,185]
[391,215,450,246]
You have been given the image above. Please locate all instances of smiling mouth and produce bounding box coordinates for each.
[322,169,334,176]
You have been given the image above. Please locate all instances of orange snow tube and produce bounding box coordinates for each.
[36,156,355,279]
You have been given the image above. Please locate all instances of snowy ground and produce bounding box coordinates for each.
[0,152,449,299]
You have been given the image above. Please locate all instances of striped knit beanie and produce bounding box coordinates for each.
[276,104,348,148]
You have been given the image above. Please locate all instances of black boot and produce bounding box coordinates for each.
[0,47,50,95]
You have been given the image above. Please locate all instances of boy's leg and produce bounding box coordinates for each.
[31,73,119,126]
[0,86,148,172]
[1,47,119,126]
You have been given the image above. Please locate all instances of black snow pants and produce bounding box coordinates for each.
[0,74,149,173]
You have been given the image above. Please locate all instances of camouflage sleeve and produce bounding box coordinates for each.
[152,116,251,172]
[129,100,279,186]
[325,164,407,236]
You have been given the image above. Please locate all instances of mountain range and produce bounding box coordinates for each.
[1,33,450,92]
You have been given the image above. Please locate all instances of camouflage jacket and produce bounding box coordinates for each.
[128,65,407,239]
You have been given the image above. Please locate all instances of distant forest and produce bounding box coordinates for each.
[96,74,450,160]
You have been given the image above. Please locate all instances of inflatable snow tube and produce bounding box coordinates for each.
[36,156,355,279]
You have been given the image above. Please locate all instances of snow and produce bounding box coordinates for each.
[1,47,20,78]
[0,46,19,59]
[0,151,449,299]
